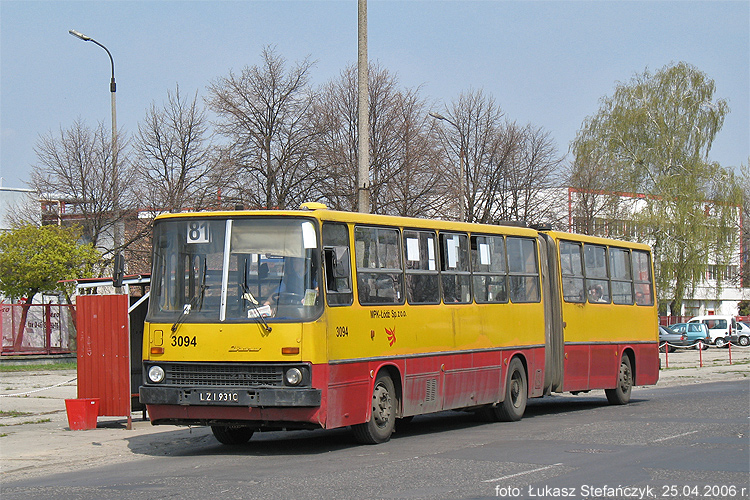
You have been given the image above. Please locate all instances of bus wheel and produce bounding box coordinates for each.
[605,355,632,405]
[488,357,527,422]
[211,425,254,445]
[352,373,396,444]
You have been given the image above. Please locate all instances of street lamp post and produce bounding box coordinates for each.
[429,112,465,222]
[69,30,117,169]
[69,29,123,291]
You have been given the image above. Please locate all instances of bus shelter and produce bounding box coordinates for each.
[73,275,149,429]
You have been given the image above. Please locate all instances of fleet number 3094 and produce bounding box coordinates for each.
[171,335,197,347]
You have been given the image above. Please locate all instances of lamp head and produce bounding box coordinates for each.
[69,30,91,41]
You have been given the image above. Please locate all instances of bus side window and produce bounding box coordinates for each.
[610,247,634,304]
[440,232,471,303]
[355,226,404,305]
[322,223,353,306]
[632,250,654,306]
[560,241,584,303]
[404,230,440,304]
[584,244,610,304]
[507,237,540,303]
[471,234,507,303]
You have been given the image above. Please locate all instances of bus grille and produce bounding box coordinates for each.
[164,363,285,387]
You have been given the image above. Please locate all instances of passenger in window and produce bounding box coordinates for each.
[588,284,606,303]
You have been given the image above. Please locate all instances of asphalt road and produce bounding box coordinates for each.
[2,380,748,500]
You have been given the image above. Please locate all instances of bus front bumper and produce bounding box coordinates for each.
[139,385,321,407]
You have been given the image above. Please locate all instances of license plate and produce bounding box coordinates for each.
[183,389,249,405]
[199,390,239,403]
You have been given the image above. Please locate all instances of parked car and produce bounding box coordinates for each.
[669,323,710,349]
[732,322,750,346]
[687,315,736,348]
[659,325,683,353]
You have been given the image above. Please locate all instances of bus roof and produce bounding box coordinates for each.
[153,206,540,237]
[153,205,651,251]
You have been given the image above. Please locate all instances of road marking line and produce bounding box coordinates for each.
[652,430,701,442]
[483,463,564,483]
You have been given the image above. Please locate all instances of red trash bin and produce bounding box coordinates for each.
[65,398,100,430]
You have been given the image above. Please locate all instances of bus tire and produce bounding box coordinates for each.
[352,373,396,444]
[493,357,528,422]
[605,355,632,405]
[211,425,254,445]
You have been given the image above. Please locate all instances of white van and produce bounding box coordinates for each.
[687,315,736,347]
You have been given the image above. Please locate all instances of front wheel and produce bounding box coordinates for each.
[211,425,254,445]
[352,373,397,444]
[714,337,727,348]
[605,355,633,405]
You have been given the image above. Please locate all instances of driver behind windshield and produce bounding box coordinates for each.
[264,257,317,307]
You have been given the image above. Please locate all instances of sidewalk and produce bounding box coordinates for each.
[1,347,748,482]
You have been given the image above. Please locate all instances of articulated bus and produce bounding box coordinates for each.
[139,204,659,444]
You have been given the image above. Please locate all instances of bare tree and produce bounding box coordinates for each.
[134,85,225,213]
[311,63,447,216]
[566,134,626,235]
[30,119,134,259]
[308,65,358,210]
[432,89,506,222]
[493,124,565,226]
[207,46,318,209]
[379,89,447,218]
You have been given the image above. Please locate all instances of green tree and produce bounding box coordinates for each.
[0,225,100,349]
[570,62,741,315]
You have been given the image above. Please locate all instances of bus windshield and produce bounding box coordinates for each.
[148,217,323,323]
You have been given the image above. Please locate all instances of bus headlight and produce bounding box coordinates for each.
[285,368,303,386]
[148,365,165,383]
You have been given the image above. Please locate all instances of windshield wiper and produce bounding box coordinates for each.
[171,303,192,333]
[242,284,272,333]
[171,283,208,334]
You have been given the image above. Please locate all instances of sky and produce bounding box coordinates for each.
[1,0,748,189]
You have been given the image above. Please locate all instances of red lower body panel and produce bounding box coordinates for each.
[563,342,659,393]
[146,343,659,431]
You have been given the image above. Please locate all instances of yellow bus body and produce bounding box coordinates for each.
[140,207,659,443]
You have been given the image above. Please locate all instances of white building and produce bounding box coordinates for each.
[0,183,39,231]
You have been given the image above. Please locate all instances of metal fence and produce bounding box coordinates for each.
[1,303,76,355]
[659,316,691,326]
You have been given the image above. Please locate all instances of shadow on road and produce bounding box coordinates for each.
[124,392,645,458]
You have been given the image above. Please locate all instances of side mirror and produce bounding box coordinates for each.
[324,246,351,292]
[113,252,125,288]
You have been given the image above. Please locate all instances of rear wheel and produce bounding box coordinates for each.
[484,357,527,422]
[211,425,254,445]
[739,336,750,347]
[605,355,632,405]
[352,373,397,444]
